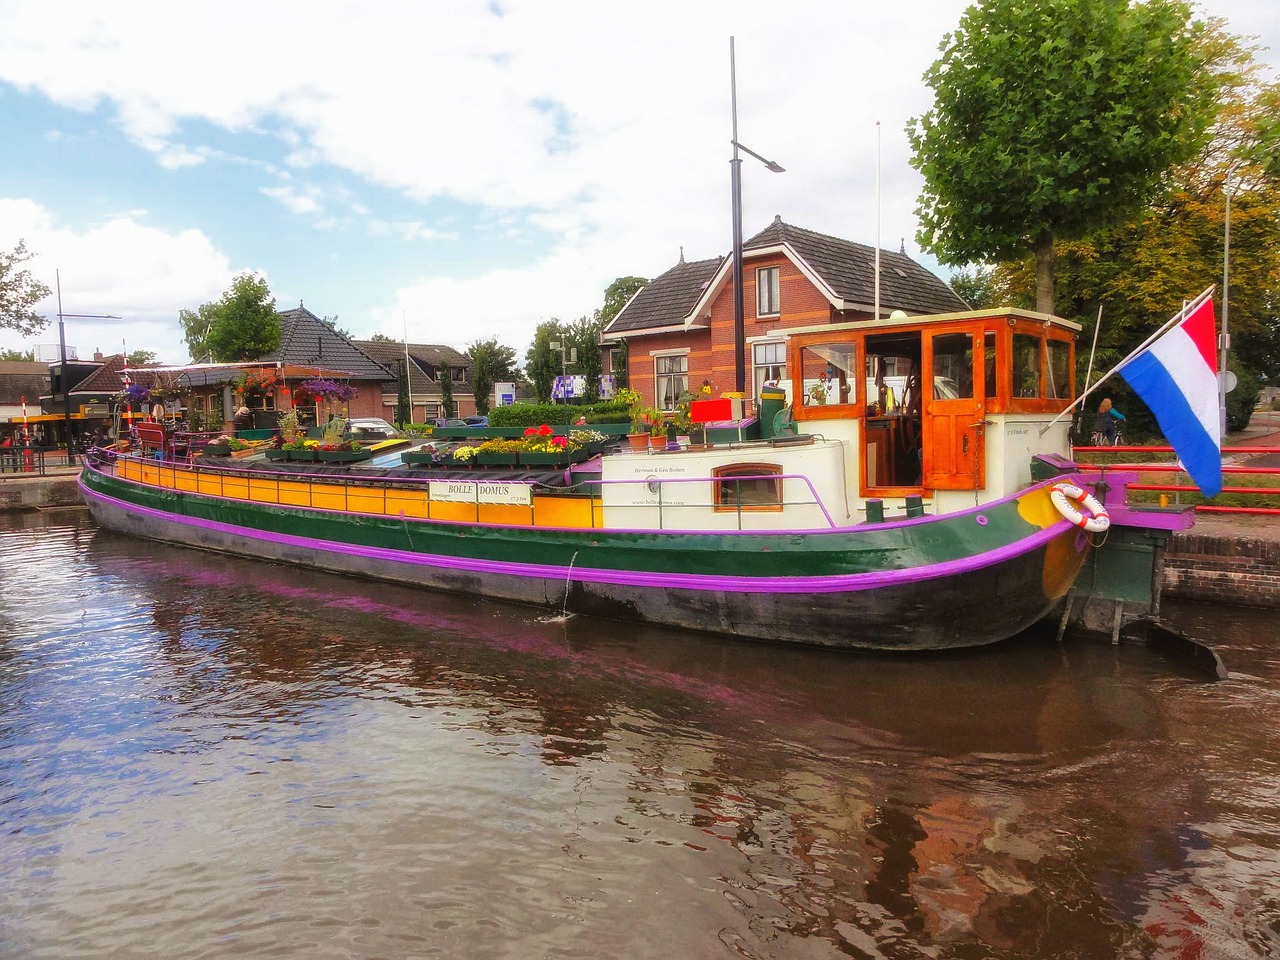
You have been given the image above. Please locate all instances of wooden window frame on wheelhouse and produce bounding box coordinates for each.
[787,312,1077,499]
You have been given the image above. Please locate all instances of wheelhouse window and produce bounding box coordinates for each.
[713,463,783,512]
[798,342,856,407]
[1046,339,1072,399]
[753,341,788,403]
[1014,334,1042,398]
[757,267,780,316]
[931,332,974,399]
[984,331,998,400]
[654,353,688,412]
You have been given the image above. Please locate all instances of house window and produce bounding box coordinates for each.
[654,354,688,411]
[757,267,780,316]
[713,463,783,512]
[753,341,788,403]
[451,367,465,382]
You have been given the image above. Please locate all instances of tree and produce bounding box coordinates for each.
[369,332,397,343]
[179,301,219,361]
[0,240,52,336]
[127,349,157,367]
[464,337,519,416]
[908,0,1219,315]
[988,21,1280,377]
[184,273,280,362]
[595,276,648,328]
[466,339,496,415]
[596,276,646,389]
[948,266,1009,310]
[439,364,455,419]
[0,348,35,361]
[395,358,411,426]
[320,315,352,338]
[525,320,563,404]
[567,315,604,403]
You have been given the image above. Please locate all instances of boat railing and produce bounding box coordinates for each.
[92,453,843,532]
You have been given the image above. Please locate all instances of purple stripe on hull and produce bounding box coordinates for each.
[80,477,1073,596]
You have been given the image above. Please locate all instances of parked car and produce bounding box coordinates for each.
[463,415,489,427]
[345,417,406,443]
[433,418,469,429]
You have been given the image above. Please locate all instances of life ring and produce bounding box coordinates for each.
[1049,481,1110,533]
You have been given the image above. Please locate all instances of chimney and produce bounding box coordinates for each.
[94,349,104,362]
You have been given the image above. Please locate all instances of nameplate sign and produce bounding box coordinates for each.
[428,480,532,506]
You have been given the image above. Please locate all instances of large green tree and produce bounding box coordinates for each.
[908,0,1219,315]
[567,315,604,403]
[0,348,35,361]
[181,273,279,362]
[0,240,52,336]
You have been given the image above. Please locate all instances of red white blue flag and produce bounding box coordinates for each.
[1118,298,1222,497]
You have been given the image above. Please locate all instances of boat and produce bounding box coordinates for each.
[78,307,1192,651]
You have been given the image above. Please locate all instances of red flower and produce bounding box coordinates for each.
[538,424,552,436]
[552,436,567,448]
[524,427,538,436]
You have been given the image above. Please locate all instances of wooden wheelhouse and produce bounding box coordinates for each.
[784,309,1080,505]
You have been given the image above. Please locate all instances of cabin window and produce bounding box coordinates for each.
[753,341,788,403]
[799,342,856,407]
[984,332,998,400]
[654,353,688,412]
[1014,334,1042,398]
[713,463,783,512]
[931,333,974,399]
[1046,340,1072,399]
[757,267,780,316]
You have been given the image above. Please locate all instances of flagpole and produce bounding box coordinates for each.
[1038,286,1215,436]
[1221,183,1232,438]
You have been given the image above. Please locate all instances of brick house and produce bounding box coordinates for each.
[602,217,968,412]
[353,340,475,422]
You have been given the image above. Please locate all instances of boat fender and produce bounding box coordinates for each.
[1049,481,1110,533]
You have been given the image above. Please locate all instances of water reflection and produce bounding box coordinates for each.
[0,513,1276,958]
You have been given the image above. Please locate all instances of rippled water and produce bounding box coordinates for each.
[1,511,1277,958]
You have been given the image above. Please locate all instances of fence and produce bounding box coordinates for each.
[1072,444,1280,516]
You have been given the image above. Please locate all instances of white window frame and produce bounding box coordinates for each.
[751,339,788,403]
[757,266,780,317]
[651,350,689,412]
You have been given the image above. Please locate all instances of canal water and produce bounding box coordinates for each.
[1,511,1277,959]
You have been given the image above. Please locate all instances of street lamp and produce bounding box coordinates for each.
[728,36,785,397]
[55,270,121,466]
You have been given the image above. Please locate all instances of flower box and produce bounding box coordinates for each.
[317,449,372,463]
[519,450,570,467]
[286,449,318,461]
[400,451,437,466]
[263,448,289,461]
[444,455,475,469]
[202,444,231,457]
[476,451,519,466]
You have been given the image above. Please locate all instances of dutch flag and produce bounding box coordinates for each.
[1118,298,1223,497]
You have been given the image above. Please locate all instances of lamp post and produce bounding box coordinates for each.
[729,37,785,396]
[55,270,121,466]
[549,340,576,404]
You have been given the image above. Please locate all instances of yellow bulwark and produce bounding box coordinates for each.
[117,458,604,529]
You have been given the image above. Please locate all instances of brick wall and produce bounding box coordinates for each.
[1163,533,1280,608]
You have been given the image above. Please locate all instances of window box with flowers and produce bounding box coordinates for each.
[293,378,357,406]
[318,440,373,463]
[237,369,280,402]
[475,438,523,466]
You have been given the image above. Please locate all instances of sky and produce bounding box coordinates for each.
[0,1,1275,366]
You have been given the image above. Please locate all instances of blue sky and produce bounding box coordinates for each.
[0,0,1274,364]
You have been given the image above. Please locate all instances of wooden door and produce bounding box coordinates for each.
[922,327,985,490]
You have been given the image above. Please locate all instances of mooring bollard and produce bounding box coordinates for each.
[905,495,925,518]
[865,498,884,523]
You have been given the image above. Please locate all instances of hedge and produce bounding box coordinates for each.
[489,400,630,428]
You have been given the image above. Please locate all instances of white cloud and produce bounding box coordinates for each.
[0,0,1273,362]
[0,199,236,362]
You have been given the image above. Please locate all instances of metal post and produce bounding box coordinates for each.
[730,38,745,396]
[56,272,74,466]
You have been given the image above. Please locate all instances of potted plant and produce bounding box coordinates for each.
[650,417,671,451]
[318,439,372,462]
[519,426,571,466]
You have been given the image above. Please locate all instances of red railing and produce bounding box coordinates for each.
[1073,444,1280,516]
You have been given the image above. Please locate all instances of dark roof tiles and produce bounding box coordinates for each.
[602,258,720,335]
[263,307,393,380]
